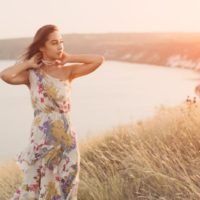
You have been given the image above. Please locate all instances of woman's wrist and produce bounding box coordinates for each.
[61,52,71,64]
[23,61,31,69]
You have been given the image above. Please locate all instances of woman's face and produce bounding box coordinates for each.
[40,30,64,61]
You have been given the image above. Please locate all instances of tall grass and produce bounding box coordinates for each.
[1,101,200,200]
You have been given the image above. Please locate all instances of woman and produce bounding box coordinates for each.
[0,24,104,200]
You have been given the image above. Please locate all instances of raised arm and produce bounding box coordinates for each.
[0,53,41,88]
[61,53,105,81]
[0,61,30,87]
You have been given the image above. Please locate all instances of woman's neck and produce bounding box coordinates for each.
[41,58,57,66]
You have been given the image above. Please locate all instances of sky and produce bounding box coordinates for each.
[0,0,200,39]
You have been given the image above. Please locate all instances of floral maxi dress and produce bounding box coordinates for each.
[10,68,80,200]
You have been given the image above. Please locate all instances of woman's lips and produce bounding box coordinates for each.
[59,51,64,55]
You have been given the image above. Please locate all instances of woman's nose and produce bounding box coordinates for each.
[58,43,64,50]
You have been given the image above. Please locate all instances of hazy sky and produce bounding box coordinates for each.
[0,0,200,39]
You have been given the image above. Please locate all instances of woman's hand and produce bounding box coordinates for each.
[26,52,43,69]
[59,51,71,65]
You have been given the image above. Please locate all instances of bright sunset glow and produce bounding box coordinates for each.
[0,0,200,39]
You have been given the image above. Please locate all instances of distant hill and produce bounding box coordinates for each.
[1,33,200,69]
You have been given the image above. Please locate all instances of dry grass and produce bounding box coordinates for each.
[1,101,200,200]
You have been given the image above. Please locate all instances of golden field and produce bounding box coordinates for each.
[1,101,200,200]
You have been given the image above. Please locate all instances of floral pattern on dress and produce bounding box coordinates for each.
[10,68,80,200]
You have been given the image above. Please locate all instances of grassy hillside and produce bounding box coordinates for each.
[1,101,200,199]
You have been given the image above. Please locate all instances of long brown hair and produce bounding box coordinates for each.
[16,24,59,63]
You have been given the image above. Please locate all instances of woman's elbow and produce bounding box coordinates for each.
[96,55,105,65]
[1,76,10,83]
[1,72,8,81]
[0,72,13,83]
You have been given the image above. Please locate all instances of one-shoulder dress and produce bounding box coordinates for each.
[10,68,80,200]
